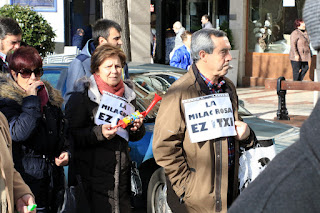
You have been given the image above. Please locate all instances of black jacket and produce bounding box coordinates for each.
[65,76,145,213]
[0,59,8,73]
[0,73,66,211]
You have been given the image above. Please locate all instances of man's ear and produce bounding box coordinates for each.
[98,36,107,45]
[199,50,207,62]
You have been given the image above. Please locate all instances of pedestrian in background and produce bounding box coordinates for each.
[153,28,256,212]
[0,46,69,213]
[228,2,320,212]
[169,21,185,60]
[0,111,35,213]
[201,14,213,29]
[65,44,145,213]
[72,28,85,50]
[170,30,192,70]
[289,19,311,81]
[64,19,129,105]
[0,17,22,73]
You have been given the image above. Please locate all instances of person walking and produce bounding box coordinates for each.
[64,19,129,105]
[153,28,256,213]
[289,19,311,81]
[0,46,69,213]
[170,30,192,70]
[0,111,35,213]
[65,44,145,213]
[169,21,186,60]
[201,14,213,29]
[0,17,22,73]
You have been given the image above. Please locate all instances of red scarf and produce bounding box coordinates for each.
[93,73,125,97]
[37,85,49,112]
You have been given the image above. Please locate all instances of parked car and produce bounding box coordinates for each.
[42,62,300,213]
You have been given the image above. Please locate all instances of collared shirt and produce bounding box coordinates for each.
[0,52,6,63]
[199,72,235,169]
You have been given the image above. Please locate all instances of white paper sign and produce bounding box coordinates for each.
[283,0,295,7]
[183,94,236,143]
[95,91,134,141]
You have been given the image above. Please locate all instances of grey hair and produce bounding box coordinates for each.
[191,28,226,63]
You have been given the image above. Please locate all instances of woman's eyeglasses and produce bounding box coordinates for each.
[17,68,44,78]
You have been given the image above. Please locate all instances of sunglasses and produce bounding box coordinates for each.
[17,68,44,78]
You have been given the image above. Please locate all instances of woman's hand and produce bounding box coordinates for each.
[25,80,44,96]
[55,151,69,166]
[130,114,144,132]
[102,124,117,140]
[234,120,250,141]
[295,55,300,61]
[16,194,36,213]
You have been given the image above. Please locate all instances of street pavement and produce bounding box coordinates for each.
[237,86,315,152]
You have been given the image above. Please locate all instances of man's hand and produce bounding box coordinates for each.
[16,194,36,213]
[234,120,250,141]
[55,151,69,166]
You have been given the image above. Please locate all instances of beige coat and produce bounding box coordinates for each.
[153,67,254,213]
[289,29,311,62]
[0,112,33,213]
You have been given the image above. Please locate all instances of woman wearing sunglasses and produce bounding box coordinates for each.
[0,46,68,213]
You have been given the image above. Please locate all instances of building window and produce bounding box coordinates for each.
[248,0,309,54]
[10,0,57,12]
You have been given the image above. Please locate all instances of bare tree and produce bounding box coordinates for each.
[102,0,131,61]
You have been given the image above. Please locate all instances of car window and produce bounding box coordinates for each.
[41,69,61,88]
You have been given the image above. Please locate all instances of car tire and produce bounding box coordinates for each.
[147,167,172,213]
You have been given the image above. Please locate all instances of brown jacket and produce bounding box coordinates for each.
[289,29,311,62]
[153,66,254,213]
[0,112,33,213]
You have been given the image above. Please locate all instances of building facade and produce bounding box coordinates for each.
[1,0,313,86]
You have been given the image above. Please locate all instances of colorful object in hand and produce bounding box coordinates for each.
[113,93,162,129]
[27,204,37,211]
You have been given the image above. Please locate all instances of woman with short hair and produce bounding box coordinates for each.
[65,44,145,212]
[0,46,68,213]
[289,19,311,81]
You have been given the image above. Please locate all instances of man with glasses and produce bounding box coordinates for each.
[0,17,22,73]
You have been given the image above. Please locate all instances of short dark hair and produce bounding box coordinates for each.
[7,46,42,72]
[91,44,126,74]
[180,30,192,41]
[202,14,210,20]
[0,17,22,39]
[294,19,303,29]
[92,19,122,47]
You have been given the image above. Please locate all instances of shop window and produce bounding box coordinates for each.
[247,0,316,54]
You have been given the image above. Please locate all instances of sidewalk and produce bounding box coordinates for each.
[236,87,315,127]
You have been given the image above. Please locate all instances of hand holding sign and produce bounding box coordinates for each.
[234,120,250,141]
[113,94,162,129]
[102,123,118,140]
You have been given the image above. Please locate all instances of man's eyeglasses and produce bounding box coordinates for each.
[17,68,44,78]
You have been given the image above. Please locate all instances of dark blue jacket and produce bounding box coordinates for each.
[0,74,66,211]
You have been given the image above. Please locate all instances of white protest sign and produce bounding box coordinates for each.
[95,91,135,141]
[183,93,236,143]
[283,0,295,7]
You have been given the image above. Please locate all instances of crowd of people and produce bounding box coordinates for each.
[0,1,319,212]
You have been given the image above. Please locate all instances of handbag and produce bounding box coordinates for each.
[58,175,90,213]
[131,161,143,196]
[238,139,276,192]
